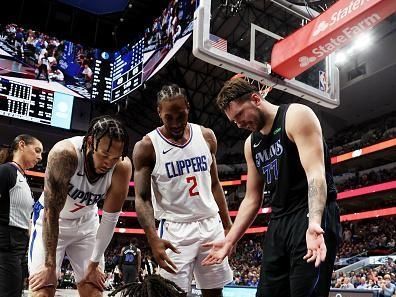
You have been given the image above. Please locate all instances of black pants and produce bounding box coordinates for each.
[122,264,138,284]
[0,225,29,297]
[256,202,341,297]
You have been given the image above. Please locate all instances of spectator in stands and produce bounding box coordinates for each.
[0,135,43,297]
[356,276,368,289]
[113,265,121,288]
[49,65,64,82]
[36,52,50,82]
[368,278,380,289]
[380,274,396,297]
[82,60,93,88]
[343,228,352,243]
[340,277,354,289]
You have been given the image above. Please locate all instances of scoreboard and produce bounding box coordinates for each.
[91,39,143,103]
[0,77,74,129]
[91,58,113,102]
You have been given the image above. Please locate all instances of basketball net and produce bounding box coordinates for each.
[230,73,272,99]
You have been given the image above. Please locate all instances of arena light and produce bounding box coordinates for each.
[337,180,396,200]
[340,207,396,222]
[331,138,396,164]
[335,51,347,65]
[221,180,242,186]
[335,32,373,65]
[114,228,145,234]
[351,32,373,51]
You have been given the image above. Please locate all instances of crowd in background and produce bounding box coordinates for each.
[328,111,396,156]
[336,165,396,192]
[337,217,396,259]
[332,262,396,294]
[144,0,197,50]
[0,23,95,85]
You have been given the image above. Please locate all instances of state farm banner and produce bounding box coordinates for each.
[271,0,396,79]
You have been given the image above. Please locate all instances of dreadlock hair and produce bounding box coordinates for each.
[0,134,39,164]
[157,84,189,106]
[82,115,129,159]
[109,275,186,297]
[216,77,259,111]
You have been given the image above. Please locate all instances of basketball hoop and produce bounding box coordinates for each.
[230,73,273,99]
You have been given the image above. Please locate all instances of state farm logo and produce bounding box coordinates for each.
[299,56,317,67]
[299,13,381,68]
[313,21,329,36]
[312,0,372,37]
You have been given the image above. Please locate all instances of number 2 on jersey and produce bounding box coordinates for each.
[186,176,199,197]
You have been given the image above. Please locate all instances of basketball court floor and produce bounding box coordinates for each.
[23,289,120,296]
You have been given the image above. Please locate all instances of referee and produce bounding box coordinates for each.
[0,135,43,297]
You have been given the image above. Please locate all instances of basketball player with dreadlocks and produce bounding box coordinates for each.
[109,275,185,297]
[133,84,233,297]
[28,115,132,297]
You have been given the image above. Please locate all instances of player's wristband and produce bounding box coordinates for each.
[90,210,120,263]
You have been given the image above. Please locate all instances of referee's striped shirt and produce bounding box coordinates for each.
[0,163,34,230]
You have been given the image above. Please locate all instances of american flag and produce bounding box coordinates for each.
[209,34,227,52]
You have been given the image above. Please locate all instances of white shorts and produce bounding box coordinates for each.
[28,201,104,283]
[158,214,233,293]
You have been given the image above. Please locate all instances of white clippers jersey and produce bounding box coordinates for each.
[148,123,219,222]
[39,136,115,219]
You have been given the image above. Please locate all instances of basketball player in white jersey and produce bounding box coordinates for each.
[133,84,233,297]
[28,115,132,297]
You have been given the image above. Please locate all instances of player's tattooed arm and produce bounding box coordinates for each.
[133,136,157,240]
[307,177,327,224]
[286,104,328,225]
[43,141,77,268]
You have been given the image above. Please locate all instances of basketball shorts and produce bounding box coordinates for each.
[257,201,340,297]
[158,214,233,293]
[28,201,104,283]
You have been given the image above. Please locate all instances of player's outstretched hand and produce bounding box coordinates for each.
[80,261,106,291]
[201,239,233,266]
[29,266,57,291]
[151,238,180,274]
[303,222,327,267]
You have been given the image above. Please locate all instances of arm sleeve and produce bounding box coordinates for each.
[90,210,121,263]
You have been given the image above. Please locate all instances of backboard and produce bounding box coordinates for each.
[193,0,340,108]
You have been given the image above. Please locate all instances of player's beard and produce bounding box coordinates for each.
[86,149,106,179]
